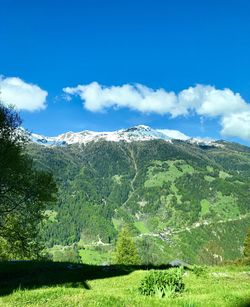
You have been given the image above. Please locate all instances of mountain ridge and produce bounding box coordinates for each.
[30,125,224,148]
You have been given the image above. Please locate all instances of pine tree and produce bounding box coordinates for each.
[243,228,250,258]
[114,227,140,265]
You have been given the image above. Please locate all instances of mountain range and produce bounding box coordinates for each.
[27,125,250,265]
[30,125,218,147]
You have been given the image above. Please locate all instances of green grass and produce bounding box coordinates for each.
[204,175,215,183]
[112,175,122,185]
[219,171,232,179]
[206,166,214,173]
[43,210,58,222]
[213,192,240,220]
[79,248,111,265]
[144,160,194,188]
[0,262,249,306]
[134,221,150,234]
[200,199,210,217]
[112,218,123,230]
[199,192,240,220]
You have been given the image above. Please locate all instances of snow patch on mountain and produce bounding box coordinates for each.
[30,125,223,147]
[158,129,189,141]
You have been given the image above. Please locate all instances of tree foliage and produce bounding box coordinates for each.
[0,104,57,259]
[52,244,81,263]
[114,227,140,265]
[243,228,250,258]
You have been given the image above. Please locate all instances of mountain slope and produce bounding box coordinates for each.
[27,128,250,264]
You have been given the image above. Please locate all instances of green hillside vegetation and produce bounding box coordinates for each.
[27,139,250,264]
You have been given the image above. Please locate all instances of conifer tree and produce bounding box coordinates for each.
[243,228,250,258]
[114,227,140,265]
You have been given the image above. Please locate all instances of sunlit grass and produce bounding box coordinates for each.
[0,263,249,306]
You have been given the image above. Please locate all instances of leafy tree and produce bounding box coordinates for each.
[114,227,140,265]
[137,237,161,265]
[243,228,250,258]
[0,104,57,259]
[52,244,81,263]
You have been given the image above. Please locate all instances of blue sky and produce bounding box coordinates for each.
[0,0,250,144]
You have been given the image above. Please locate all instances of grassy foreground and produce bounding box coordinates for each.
[0,262,249,306]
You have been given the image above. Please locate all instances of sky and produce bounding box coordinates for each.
[0,0,250,145]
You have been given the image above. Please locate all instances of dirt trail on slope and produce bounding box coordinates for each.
[138,214,250,241]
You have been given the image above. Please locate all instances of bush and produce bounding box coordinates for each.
[192,265,207,277]
[138,268,185,298]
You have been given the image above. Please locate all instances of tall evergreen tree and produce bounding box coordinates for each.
[243,228,250,258]
[114,227,140,265]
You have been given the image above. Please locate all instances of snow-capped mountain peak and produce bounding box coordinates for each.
[30,125,222,147]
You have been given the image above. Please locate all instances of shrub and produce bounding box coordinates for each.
[192,265,207,277]
[138,268,185,298]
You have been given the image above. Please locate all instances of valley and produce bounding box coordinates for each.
[27,126,250,265]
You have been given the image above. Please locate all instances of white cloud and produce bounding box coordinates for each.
[0,76,48,111]
[63,82,179,115]
[64,82,250,141]
[64,82,249,117]
[178,85,248,117]
[221,111,250,141]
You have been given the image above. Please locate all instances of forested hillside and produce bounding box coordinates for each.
[28,139,250,264]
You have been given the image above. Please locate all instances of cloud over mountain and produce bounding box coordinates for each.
[64,82,250,141]
[0,76,48,111]
[221,111,250,141]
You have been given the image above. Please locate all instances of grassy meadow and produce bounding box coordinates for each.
[0,261,249,306]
